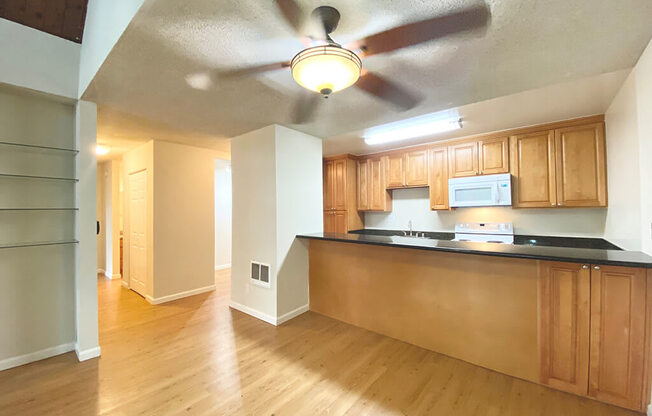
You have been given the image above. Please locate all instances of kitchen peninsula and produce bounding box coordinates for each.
[310,114,652,412]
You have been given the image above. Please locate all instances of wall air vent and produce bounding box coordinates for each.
[250,261,271,288]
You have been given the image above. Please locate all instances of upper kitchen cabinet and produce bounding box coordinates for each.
[555,123,607,207]
[428,146,449,210]
[323,155,364,233]
[383,148,429,189]
[510,130,557,208]
[510,121,607,209]
[386,153,405,188]
[448,137,508,178]
[478,137,509,175]
[358,157,392,212]
[405,149,429,186]
[448,141,478,178]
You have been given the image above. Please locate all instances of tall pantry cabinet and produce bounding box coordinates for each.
[323,155,364,234]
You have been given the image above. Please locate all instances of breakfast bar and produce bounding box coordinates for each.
[298,232,652,411]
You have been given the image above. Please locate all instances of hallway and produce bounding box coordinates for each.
[0,270,638,416]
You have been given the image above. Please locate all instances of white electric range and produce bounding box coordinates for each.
[452,222,514,244]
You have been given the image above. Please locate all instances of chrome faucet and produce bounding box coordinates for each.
[403,220,414,237]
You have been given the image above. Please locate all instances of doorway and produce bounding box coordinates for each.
[214,159,232,272]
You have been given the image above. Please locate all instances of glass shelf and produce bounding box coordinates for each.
[0,240,79,250]
[0,173,78,182]
[0,208,78,211]
[0,140,78,154]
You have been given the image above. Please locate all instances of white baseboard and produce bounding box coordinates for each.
[97,268,105,275]
[277,304,309,325]
[229,300,277,325]
[215,263,231,271]
[121,279,129,288]
[0,342,75,371]
[647,403,652,416]
[75,345,101,362]
[146,285,215,305]
[228,301,309,326]
[105,272,121,280]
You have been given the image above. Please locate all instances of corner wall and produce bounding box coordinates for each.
[230,125,322,324]
[604,38,652,254]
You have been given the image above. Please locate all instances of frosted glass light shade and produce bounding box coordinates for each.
[291,45,361,95]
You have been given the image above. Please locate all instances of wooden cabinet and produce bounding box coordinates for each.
[539,262,590,395]
[323,211,347,234]
[448,137,508,178]
[428,146,449,210]
[448,141,478,178]
[588,265,646,410]
[385,153,405,188]
[323,156,364,233]
[510,130,557,208]
[511,123,607,208]
[357,159,370,211]
[539,262,649,411]
[357,157,392,212]
[555,123,607,207]
[478,136,509,175]
[405,149,429,186]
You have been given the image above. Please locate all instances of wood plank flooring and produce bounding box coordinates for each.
[0,270,642,415]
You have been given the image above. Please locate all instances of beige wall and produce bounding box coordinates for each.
[122,140,216,302]
[366,188,607,238]
[231,125,322,323]
[604,38,652,255]
[152,141,215,299]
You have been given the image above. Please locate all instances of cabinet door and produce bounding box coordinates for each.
[323,161,335,211]
[448,141,478,178]
[555,123,607,207]
[333,211,347,234]
[479,136,509,175]
[510,131,557,208]
[370,157,391,211]
[428,146,449,210]
[588,265,646,410]
[405,149,428,186]
[539,262,590,396]
[385,153,405,188]
[323,211,333,233]
[357,160,370,211]
[333,158,347,211]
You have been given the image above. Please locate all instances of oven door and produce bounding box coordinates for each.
[449,181,500,207]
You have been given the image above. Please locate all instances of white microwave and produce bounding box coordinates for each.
[448,173,512,208]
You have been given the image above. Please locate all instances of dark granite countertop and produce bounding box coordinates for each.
[297,232,652,268]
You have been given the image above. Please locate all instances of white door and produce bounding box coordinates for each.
[128,170,147,297]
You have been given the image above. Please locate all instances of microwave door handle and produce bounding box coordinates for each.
[493,183,500,204]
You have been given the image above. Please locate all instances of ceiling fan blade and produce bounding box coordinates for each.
[347,4,490,57]
[219,62,291,79]
[275,0,304,34]
[355,71,421,110]
[292,93,321,124]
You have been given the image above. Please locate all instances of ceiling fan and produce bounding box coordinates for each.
[222,1,490,123]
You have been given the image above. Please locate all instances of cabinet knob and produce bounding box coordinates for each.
[558,202,563,206]
[479,171,483,175]
[551,203,556,206]
[582,265,589,269]
[593,266,601,270]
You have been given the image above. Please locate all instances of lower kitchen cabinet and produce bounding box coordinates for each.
[323,210,347,234]
[539,262,590,396]
[539,261,649,411]
[588,265,647,410]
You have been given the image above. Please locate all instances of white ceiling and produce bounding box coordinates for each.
[84,0,652,155]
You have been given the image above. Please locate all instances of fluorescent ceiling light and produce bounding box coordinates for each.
[95,145,110,155]
[364,113,462,145]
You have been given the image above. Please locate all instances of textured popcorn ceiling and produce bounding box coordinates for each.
[84,0,652,155]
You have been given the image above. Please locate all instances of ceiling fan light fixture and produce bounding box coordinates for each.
[291,45,361,95]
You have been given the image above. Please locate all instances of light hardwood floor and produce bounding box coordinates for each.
[0,269,642,415]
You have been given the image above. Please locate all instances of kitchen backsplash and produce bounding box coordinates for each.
[364,188,608,237]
